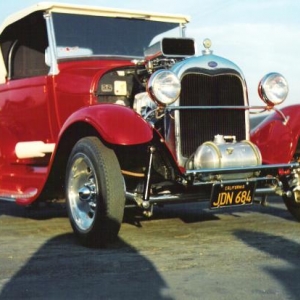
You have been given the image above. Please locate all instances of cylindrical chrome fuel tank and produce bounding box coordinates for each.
[194,135,262,180]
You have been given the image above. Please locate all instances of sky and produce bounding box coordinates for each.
[1,0,299,106]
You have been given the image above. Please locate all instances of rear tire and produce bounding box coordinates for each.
[66,137,125,247]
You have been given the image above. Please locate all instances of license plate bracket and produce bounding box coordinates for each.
[210,181,256,209]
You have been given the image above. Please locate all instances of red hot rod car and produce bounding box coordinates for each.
[0,2,299,246]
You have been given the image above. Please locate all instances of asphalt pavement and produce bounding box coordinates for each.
[0,196,300,300]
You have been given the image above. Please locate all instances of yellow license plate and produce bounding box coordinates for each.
[210,181,256,209]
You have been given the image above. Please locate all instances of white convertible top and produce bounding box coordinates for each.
[0,2,190,35]
[0,2,190,83]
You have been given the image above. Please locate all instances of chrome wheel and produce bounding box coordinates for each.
[66,137,125,247]
[67,153,98,232]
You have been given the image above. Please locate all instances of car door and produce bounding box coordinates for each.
[0,12,54,164]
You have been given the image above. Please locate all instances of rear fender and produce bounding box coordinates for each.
[251,105,300,164]
[60,104,153,145]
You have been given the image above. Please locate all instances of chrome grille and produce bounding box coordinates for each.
[179,73,246,157]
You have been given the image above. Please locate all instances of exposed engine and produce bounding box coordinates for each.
[98,37,264,183]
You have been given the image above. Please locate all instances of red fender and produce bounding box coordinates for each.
[13,105,152,206]
[251,105,300,164]
[60,104,153,145]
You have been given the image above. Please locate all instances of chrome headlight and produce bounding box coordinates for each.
[147,70,181,106]
[258,72,288,106]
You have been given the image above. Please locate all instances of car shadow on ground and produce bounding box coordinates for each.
[124,196,295,227]
[234,229,300,300]
[0,200,67,220]
[0,233,173,300]
[0,195,295,226]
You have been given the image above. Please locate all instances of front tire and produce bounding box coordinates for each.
[66,137,125,247]
[283,189,300,221]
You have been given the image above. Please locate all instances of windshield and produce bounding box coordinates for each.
[52,13,182,58]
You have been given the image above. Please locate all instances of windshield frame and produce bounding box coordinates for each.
[45,11,187,74]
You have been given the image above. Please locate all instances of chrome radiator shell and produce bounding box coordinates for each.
[167,54,250,168]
